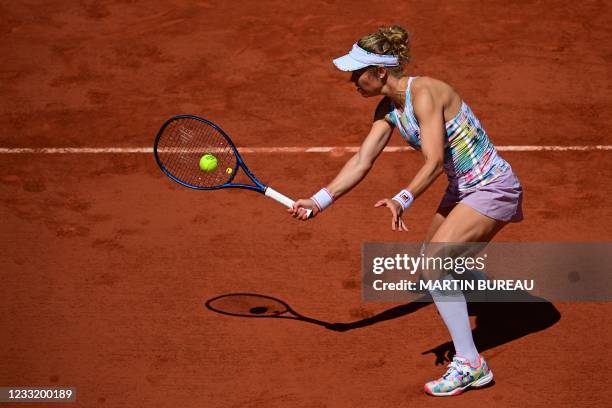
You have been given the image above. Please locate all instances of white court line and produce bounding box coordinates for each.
[0,145,611,154]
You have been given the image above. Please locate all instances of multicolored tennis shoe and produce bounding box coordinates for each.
[424,355,494,396]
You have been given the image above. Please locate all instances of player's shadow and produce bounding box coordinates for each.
[206,288,560,365]
[331,291,560,366]
[326,290,560,365]
[421,290,561,365]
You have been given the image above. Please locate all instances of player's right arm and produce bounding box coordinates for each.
[289,98,394,220]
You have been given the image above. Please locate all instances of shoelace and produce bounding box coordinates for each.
[442,359,468,380]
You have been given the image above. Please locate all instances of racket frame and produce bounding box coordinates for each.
[154,114,265,192]
[154,115,310,215]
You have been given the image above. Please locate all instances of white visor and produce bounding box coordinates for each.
[332,43,400,71]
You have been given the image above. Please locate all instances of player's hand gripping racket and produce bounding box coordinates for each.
[154,115,311,217]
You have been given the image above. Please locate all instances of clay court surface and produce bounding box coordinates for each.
[1,1,611,407]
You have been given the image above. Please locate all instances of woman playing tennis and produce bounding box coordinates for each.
[289,25,523,397]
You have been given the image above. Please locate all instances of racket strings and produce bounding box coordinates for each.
[156,118,237,188]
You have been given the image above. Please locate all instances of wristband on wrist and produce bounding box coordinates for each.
[392,189,414,211]
[311,188,334,212]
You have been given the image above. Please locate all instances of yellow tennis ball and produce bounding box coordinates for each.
[199,154,218,172]
[226,167,232,174]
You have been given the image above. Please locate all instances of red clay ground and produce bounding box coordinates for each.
[1,1,611,407]
[1,153,611,407]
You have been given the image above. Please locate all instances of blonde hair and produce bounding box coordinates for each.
[357,25,411,77]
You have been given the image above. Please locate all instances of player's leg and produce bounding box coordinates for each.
[429,203,506,243]
[422,206,453,244]
[423,203,506,396]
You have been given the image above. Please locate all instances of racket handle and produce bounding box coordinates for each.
[265,186,313,218]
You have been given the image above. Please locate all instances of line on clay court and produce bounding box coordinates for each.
[0,145,611,154]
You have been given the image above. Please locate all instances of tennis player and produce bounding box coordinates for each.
[289,25,523,396]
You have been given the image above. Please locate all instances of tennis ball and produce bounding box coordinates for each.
[199,154,218,172]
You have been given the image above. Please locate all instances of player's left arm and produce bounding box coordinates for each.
[374,87,446,230]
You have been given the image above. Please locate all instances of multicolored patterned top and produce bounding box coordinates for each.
[385,77,509,192]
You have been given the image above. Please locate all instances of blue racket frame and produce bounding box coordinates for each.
[153,115,267,193]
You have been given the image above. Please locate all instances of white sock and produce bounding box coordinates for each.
[429,288,480,366]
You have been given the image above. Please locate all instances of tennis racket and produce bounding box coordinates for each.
[154,115,311,216]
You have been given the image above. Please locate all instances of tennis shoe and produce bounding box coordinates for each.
[424,355,493,396]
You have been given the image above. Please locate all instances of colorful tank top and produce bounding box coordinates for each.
[385,77,509,192]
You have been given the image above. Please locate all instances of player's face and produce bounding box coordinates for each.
[350,68,383,97]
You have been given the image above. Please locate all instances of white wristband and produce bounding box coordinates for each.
[392,189,414,211]
[311,188,334,212]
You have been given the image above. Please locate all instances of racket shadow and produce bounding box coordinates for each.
[204,292,432,332]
